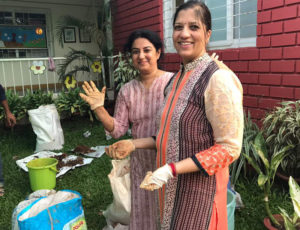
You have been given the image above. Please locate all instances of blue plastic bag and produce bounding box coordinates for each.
[17,190,87,230]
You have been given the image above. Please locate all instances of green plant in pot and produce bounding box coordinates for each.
[277,177,300,230]
[244,132,294,228]
[263,101,300,180]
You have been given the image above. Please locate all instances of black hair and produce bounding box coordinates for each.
[123,29,164,62]
[173,0,211,32]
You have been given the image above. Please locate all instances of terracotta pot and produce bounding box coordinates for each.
[263,214,284,230]
[276,171,300,183]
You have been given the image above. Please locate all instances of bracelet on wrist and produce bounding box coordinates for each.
[169,162,177,177]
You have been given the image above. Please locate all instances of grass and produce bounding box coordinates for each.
[0,117,117,230]
[0,117,293,230]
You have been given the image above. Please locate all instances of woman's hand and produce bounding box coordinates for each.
[140,164,173,191]
[105,139,136,159]
[79,81,106,110]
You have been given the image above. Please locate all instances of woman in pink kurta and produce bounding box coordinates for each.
[80,29,173,230]
[110,73,172,229]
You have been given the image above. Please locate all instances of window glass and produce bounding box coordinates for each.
[164,0,257,52]
[0,12,13,24]
[233,0,257,40]
[0,11,48,58]
[205,0,227,42]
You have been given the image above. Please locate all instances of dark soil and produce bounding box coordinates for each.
[73,145,95,154]
[52,154,84,170]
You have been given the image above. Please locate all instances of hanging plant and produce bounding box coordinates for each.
[30,61,45,75]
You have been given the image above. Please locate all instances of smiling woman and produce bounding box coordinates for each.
[105,1,244,230]
[172,6,211,64]
[79,29,173,229]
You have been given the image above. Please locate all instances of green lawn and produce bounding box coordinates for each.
[0,117,293,230]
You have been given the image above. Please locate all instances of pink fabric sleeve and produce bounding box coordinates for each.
[105,86,130,139]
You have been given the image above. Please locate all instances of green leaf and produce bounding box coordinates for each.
[270,145,294,181]
[279,207,296,230]
[252,132,270,169]
[289,177,300,218]
[243,153,262,175]
[258,173,268,188]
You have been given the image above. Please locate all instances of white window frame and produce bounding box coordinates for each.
[163,0,257,53]
[0,6,53,58]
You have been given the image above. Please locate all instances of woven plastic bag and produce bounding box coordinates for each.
[28,104,64,152]
[17,190,87,230]
[103,158,130,229]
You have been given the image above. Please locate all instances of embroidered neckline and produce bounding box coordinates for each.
[181,53,210,72]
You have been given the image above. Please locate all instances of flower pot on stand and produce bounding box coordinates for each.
[263,214,284,230]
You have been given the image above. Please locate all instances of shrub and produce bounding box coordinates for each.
[23,89,54,110]
[0,89,27,121]
[113,52,139,91]
[54,88,93,120]
[263,101,300,178]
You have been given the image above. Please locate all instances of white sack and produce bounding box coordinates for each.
[28,104,64,152]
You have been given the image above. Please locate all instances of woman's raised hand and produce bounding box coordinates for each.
[79,81,106,110]
[105,139,136,159]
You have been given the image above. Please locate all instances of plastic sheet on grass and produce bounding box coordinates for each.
[16,151,94,177]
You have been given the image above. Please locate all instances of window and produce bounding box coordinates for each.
[207,0,257,49]
[163,0,257,52]
[0,10,49,58]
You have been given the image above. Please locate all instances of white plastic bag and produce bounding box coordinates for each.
[28,104,64,152]
[103,158,130,229]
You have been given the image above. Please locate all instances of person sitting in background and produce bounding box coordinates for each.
[0,84,16,196]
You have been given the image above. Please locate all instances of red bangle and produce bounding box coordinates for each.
[169,163,177,177]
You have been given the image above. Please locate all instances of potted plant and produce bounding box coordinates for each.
[278,177,300,229]
[263,101,300,181]
[230,112,260,187]
[244,132,294,228]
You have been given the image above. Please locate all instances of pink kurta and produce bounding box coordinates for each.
[107,72,173,230]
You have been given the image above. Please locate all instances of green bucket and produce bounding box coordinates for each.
[227,189,236,230]
[26,158,58,191]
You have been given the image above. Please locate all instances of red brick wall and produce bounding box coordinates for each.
[112,0,300,123]
[162,0,300,123]
[111,0,164,52]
